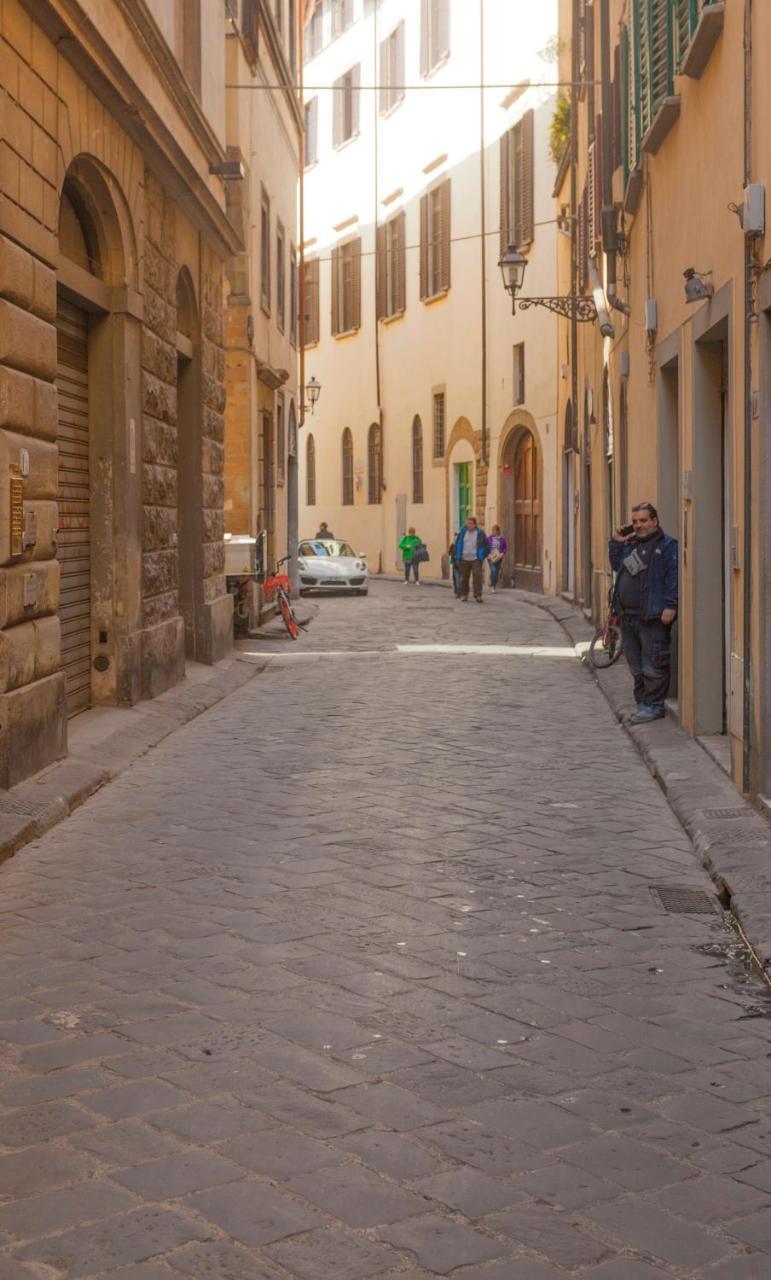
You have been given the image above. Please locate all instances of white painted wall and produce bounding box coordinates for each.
[301,0,559,587]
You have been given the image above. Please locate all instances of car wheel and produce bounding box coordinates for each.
[358,589,369,596]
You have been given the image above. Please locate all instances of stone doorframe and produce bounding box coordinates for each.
[444,416,486,548]
[496,409,543,588]
[57,155,144,709]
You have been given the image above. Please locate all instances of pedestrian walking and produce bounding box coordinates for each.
[609,501,678,724]
[399,527,423,584]
[448,534,461,596]
[487,524,508,592]
[455,516,489,603]
[315,522,335,539]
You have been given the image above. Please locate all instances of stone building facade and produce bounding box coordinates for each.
[0,0,239,787]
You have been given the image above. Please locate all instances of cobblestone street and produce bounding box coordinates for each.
[1,581,771,1279]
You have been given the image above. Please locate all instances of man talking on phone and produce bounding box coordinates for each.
[609,502,678,724]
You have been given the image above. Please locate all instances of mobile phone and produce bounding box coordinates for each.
[619,524,634,537]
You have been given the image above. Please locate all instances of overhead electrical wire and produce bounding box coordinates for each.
[226,81,601,91]
[302,220,558,264]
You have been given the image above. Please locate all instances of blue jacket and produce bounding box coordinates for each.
[456,525,489,562]
[609,530,678,620]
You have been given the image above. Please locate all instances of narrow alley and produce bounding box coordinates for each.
[0,584,769,1279]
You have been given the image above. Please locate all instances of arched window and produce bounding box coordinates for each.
[306,433,316,505]
[412,416,423,503]
[342,428,354,505]
[367,423,382,505]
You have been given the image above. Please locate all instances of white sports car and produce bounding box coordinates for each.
[298,540,369,595]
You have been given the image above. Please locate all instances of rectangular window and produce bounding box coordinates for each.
[260,187,271,314]
[304,97,319,167]
[290,244,298,347]
[276,221,286,333]
[274,0,283,36]
[420,0,450,78]
[303,256,320,346]
[305,0,324,60]
[331,237,362,336]
[376,210,406,320]
[420,180,451,301]
[331,0,353,38]
[276,393,285,487]
[433,391,446,460]
[513,343,525,406]
[500,109,534,252]
[289,0,297,75]
[379,21,405,114]
[333,65,360,147]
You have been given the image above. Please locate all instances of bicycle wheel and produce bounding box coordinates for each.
[588,623,623,669]
[278,592,300,641]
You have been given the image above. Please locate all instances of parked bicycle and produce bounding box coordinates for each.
[587,585,623,668]
[264,555,305,641]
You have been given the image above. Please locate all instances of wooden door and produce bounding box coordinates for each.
[56,297,92,716]
[513,430,543,591]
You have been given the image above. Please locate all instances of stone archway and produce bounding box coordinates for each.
[498,412,544,592]
[56,155,139,715]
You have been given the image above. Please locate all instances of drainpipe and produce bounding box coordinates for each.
[742,0,753,793]
[293,9,306,599]
[570,0,578,450]
[479,0,488,469]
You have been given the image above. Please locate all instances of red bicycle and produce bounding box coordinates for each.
[264,556,304,641]
[588,585,623,668]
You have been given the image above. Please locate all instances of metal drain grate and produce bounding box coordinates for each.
[701,807,748,820]
[650,885,721,914]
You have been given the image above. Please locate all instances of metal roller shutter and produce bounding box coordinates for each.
[56,297,92,716]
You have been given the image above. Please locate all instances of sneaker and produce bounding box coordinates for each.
[628,706,665,725]
[474,597,484,604]
[402,579,409,585]
[461,596,469,602]
[491,587,496,593]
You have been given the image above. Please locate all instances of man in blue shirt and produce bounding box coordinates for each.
[455,517,489,603]
[609,502,678,724]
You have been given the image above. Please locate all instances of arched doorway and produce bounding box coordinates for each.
[175,269,201,660]
[502,427,543,591]
[56,161,132,716]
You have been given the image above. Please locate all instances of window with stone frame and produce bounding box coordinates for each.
[331,0,354,38]
[420,180,451,301]
[368,423,382,504]
[260,187,271,314]
[333,65,360,147]
[331,238,362,336]
[276,221,286,333]
[412,416,424,503]
[432,391,446,460]
[379,21,405,114]
[304,97,319,167]
[500,109,534,253]
[306,432,316,505]
[342,428,354,505]
[305,0,325,60]
[290,244,298,347]
[420,0,450,77]
[303,256,320,345]
[513,342,525,406]
[376,211,406,320]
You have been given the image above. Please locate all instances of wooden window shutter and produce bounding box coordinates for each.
[499,132,510,253]
[351,237,362,329]
[333,76,342,147]
[420,0,429,76]
[578,186,588,291]
[379,38,388,113]
[311,258,320,343]
[587,142,596,256]
[593,114,603,252]
[331,247,340,335]
[440,180,451,292]
[376,224,386,320]
[396,210,406,312]
[395,22,405,104]
[351,64,361,136]
[419,194,429,300]
[612,44,622,170]
[436,0,450,62]
[521,109,534,246]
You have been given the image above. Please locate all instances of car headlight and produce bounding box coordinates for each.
[355,561,366,571]
[298,559,308,571]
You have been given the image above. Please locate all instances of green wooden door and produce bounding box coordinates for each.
[456,463,472,527]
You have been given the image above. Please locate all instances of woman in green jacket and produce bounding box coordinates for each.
[399,527,422,584]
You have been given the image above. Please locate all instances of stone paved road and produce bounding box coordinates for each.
[1,581,771,1279]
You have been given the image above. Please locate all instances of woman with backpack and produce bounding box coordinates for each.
[487,525,508,592]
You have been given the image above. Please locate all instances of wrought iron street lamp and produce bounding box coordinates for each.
[304,375,321,414]
[498,243,601,325]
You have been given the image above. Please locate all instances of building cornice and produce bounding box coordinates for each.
[21,0,242,259]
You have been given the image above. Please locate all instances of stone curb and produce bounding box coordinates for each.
[522,590,771,976]
[0,653,268,871]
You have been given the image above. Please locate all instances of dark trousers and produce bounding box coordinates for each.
[621,614,672,710]
[404,559,419,582]
[459,559,483,600]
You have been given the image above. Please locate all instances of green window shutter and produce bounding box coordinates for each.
[620,25,631,180]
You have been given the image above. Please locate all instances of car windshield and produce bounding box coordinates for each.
[301,541,356,558]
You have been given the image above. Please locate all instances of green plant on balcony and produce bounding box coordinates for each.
[549,96,571,166]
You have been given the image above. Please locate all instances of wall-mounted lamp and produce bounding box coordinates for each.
[498,242,604,328]
[684,268,714,304]
[304,375,321,415]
